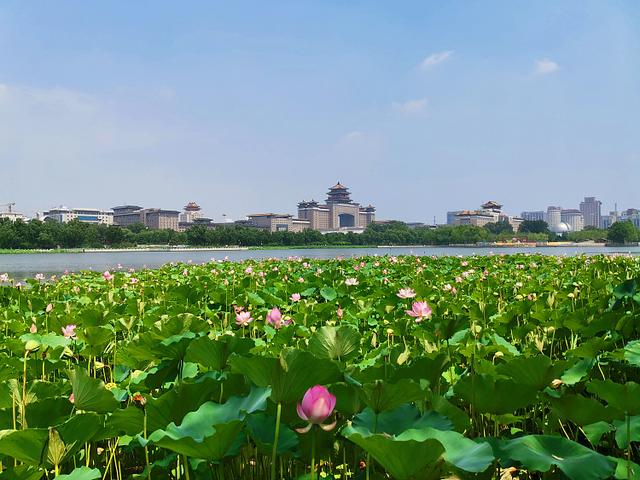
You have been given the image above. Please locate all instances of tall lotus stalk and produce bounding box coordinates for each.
[270,402,282,480]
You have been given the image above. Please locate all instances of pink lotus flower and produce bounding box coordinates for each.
[103,271,114,281]
[405,301,432,323]
[266,307,290,329]
[69,393,75,404]
[337,307,343,319]
[396,288,416,299]
[61,324,76,338]
[244,266,253,275]
[236,311,254,327]
[296,385,337,433]
[345,278,359,286]
[290,293,301,302]
[30,324,38,334]
[34,273,45,281]
[0,273,9,283]
[46,303,53,313]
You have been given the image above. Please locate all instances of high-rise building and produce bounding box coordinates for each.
[579,197,602,228]
[521,211,546,222]
[447,211,463,225]
[561,209,584,232]
[620,209,640,229]
[112,205,180,231]
[43,207,114,225]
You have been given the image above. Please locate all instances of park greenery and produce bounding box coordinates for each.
[0,218,635,251]
[0,254,639,479]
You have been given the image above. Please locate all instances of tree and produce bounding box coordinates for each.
[484,220,513,235]
[607,220,638,244]
[519,220,549,234]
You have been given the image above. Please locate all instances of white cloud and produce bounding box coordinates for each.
[343,130,364,141]
[392,98,428,114]
[420,50,453,70]
[534,58,559,75]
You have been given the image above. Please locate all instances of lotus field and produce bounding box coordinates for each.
[1,253,640,480]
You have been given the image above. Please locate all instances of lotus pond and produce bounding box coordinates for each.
[0,254,639,480]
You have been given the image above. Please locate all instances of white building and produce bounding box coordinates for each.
[521,211,546,222]
[43,207,114,225]
[561,209,584,232]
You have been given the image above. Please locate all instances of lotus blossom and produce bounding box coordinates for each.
[34,273,45,281]
[290,293,301,302]
[61,324,76,338]
[396,288,416,299]
[405,301,432,323]
[0,273,9,283]
[266,307,290,329]
[30,324,38,333]
[345,278,359,286]
[45,303,53,313]
[245,266,253,275]
[296,385,336,433]
[336,307,343,319]
[236,311,254,327]
[103,271,114,281]
[69,393,75,404]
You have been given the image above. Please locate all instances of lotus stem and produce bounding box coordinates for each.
[182,454,190,480]
[144,409,151,479]
[310,427,316,480]
[270,402,282,480]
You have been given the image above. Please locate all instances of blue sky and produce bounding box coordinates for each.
[1,1,638,222]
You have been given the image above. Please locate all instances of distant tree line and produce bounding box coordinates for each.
[0,218,637,250]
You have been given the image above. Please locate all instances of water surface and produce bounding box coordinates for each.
[1,245,639,279]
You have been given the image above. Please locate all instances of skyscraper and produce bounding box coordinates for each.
[579,197,602,228]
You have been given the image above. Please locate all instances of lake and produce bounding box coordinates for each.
[1,245,639,279]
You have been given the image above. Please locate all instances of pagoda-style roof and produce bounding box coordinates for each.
[329,182,348,190]
[481,201,503,210]
[326,182,352,204]
[184,202,201,211]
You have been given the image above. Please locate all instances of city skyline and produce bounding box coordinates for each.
[1,1,639,221]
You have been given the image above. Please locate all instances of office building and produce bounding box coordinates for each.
[580,197,602,228]
[43,207,114,225]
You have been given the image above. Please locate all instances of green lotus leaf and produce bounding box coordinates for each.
[610,456,640,480]
[308,325,361,361]
[341,424,445,480]
[623,340,640,367]
[0,464,44,480]
[246,412,299,455]
[496,355,565,390]
[149,387,269,460]
[68,368,119,413]
[0,429,48,466]
[587,380,640,416]
[560,358,596,385]
[454,374,538,415]
[229,349,340,404]
[320,286,337,302]
[352,404,453,435]
[145,375,227,432]
[551,394,621,425]
[613,415,640,449]
[495,435,616,480]
[360,378,425,413]
[56,467,101,480]
[184,335,254,371]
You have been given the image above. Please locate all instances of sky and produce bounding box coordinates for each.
[0,1,639,223]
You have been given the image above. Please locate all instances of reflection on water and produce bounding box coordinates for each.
[1,246,639,280]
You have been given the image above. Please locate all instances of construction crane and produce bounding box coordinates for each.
[0,202,16,213]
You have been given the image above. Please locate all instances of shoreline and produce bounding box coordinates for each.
[0,241,633,255]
